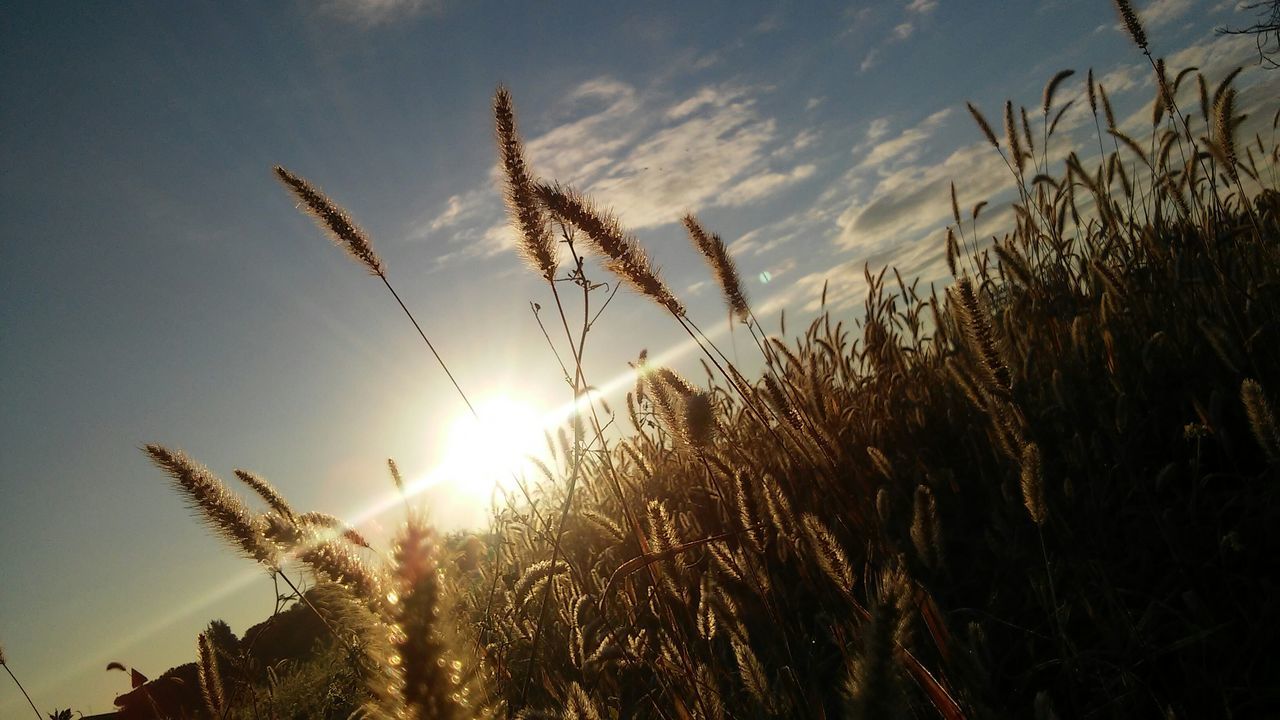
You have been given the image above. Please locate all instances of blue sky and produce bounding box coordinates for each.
[2,0,1277,714]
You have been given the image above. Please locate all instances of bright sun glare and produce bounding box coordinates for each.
[436,395,547,500]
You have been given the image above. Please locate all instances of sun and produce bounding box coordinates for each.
[438,395,547,499]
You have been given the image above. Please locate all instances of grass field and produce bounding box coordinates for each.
[107,4,1280,718]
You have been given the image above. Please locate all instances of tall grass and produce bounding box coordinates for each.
[142,6,1280,718]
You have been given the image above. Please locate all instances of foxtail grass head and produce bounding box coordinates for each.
[683,214,749,322]
[233,469,293,520]
[1214,87,1240,181]
[1241,378,1279,461]
[384,516,480,720]
[274,165,386,276]
[535,182,684,315]
[144,444,276,566]
[495,87,558,281]
[196,631,225,720]
[966,102,1000,149]
[388,457,405,494]
[1114,0,1149,52]
[1020,442,1047,525]
[1042,69,1075,117]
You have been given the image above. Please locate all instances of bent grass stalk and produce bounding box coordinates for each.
[274,166,554,539]
[1,644,43,720]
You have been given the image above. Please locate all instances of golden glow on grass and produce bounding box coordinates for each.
[51,334,720,702]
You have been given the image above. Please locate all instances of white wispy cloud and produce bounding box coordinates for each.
[1140,0,1196,27]
[836,140,1006,255]
[860,49,881,73]
[857,0,938,73]
[772,129,820,159]
[806,29,1275,313]
[415,19,1277,316]
[858,108,952,169]
[522,79,643,186]
[719,164,817,207]
[571,92,783,227]
[865,117,892,143]
[728,224,803,257]
[1099,0,1197,35]
[317,0,444,26]
[422,188,489,234]
[413,78,821,269]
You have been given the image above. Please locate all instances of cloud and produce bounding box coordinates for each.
[582,104,783,227]
[414,78,823,270]
[860,49,881,73]
[772,129,820,159]
[1165,27,1267,77]
[865,117,892,143]
[715,108,1007,316]
[521,81,821,229]
[522,79,643,186]
[825,30,1275,308]
[836,141,1006,253]
[725,21,1279,320]
[858,108,952,169]
[719,164,816,207]
[1098,62,1146,95]
[1096,31,1273,143]
[729,224,804,257]
[1139,0,1196,27]
[727,108,1009,317]
[1099,0,1196,35]
[857,1,936,74]
[316,0,444,25]
[422,188,490,234]
[667,86,741,120]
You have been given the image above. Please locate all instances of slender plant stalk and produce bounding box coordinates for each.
[2,664,43,720]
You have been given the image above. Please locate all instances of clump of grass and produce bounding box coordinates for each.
[144,440,493,718]
[143,7,1280,719]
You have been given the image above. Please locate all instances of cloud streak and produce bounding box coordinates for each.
[858,0,939,73]
[317,0,445,26]
[416,79,822,269]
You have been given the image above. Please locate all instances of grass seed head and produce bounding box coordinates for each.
[1020,442,1048,525]
[1114,0,1149,52]
[966,102,1000,149]
[495,86,558,281]
[683,213,749,322]
[273,165,385,276]
[535,182,684,315]
[145,444,276,566]
[1242,379,1280,461]
[196,631,225,720]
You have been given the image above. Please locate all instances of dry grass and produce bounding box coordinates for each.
[141,8,1280,719]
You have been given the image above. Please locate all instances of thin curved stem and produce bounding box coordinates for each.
[3,664,43,720]
[378,273,476,417]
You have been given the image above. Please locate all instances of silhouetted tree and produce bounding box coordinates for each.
[1220,1,1280,68]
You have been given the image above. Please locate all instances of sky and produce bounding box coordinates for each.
[2,0,1277,715]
